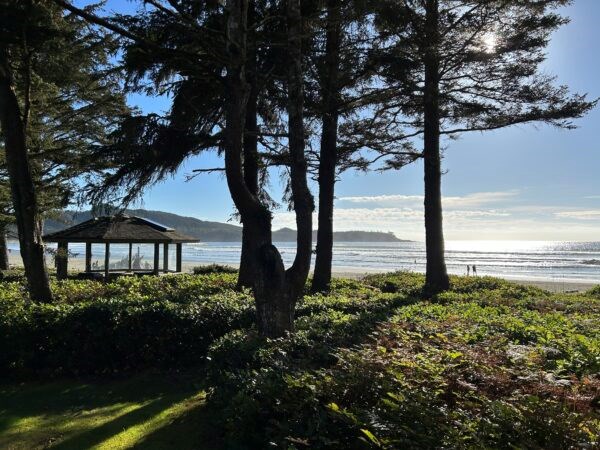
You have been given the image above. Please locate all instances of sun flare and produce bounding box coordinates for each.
[482,33,498,53]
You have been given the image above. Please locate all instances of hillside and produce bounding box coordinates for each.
[42,209,407,243]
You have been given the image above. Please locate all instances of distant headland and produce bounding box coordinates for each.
[41,209,408,243]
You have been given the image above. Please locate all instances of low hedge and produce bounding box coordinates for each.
[192,264,238,275]
[0,274,253,376]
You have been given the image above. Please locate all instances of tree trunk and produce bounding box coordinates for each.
[237,2,260,290]
[224,0,312,337]
[238,227,254,289]
[0,48,53,302]
[224,0,288,336]
[284,0,314,302]
[0,226,9,270]
[245,213,289,337]
[422,0,449,297]
[312,0,341,293]
[224,0,314,337]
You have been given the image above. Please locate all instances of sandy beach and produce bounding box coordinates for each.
[7,253,597,293]
[328,267,598,293]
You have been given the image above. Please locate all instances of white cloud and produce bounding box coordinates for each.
[337,194,422,204]
[338,190,519,209]
[554,210,600,220]
[443,191,519,208]
[271,190,600,241]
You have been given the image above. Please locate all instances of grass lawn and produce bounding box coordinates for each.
[0,373,215,450]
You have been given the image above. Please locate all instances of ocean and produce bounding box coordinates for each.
[9,240,599,284]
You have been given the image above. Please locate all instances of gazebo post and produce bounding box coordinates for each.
[176,243,182,272]
[163,243,169,273]
[85,242,92,272]
[104,242,110,280]
[128,243,133,271]
[56,241,68,280]
[153,243,160,275]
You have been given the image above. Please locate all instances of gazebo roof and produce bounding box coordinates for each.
[43,215,198,243]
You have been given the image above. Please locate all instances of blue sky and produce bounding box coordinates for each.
[91,0,599,241]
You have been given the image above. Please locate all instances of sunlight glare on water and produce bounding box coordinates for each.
[8,240,600,284]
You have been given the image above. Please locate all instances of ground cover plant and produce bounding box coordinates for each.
[1,272,598,449]
[0,273,252,375]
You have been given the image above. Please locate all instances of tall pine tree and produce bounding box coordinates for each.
[0,1,128,298]
[374,0,595,296]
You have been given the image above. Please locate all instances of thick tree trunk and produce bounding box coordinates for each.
[238,227,254,289]
[312,0,341,293]
[284,0,314,303]
[422,0,449,297]
[237,3,260,290]
[224,0,289,337]
[245,213,289,337]
[224,0,312,337]
[0,49,53,302]
[0,226,9,270]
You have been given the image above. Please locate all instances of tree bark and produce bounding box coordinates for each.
[237,1,260,290]
[0,226,9,270]
[284,0,314,304]
[56,241,68,280]
[224,0,286,337]
[312,0,341,293]
[224,0,312,337]
[422,0,449,296]
[0,48,53,302]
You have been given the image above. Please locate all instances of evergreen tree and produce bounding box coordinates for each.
[308,0,420,292]
[223,0,314,336]
[58,0,280,291]
[0,1,128,298]
[374,0,595,296]
[57,0,315,337]
[0,0,53,300]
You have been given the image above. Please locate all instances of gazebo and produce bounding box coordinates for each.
[43,215,198,279]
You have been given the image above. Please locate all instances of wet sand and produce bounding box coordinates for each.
[7,254,598,293]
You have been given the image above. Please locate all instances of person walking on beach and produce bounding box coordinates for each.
[472,265,477,276]
[466,265,470,276]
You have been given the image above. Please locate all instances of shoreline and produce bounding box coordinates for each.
[328,268,597,293]
[6,254,597,293]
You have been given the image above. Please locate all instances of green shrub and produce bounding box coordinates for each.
[0,277,254,376]
[192,264,238,275]
[2,270,599,448]
[362,271,424,296]
[587,285,600,299]
[0,269,25,282]
[202,273,600,449]
[0,273,239,305]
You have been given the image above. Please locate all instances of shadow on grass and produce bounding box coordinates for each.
[0,373,220,450]
[297,293,423,361]
[1,287,424,449]
[51,393,198,450]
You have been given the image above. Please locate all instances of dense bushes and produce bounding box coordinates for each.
[0,269,25,282]
[588,285,600,299]
[1,271,599,448]
[204,274,600,449]
[192,264,238,275]
[0,274,252,375]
